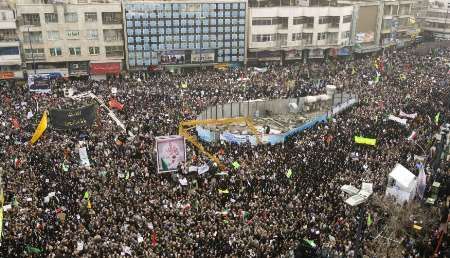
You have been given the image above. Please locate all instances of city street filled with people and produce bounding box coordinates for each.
[0,44,449,257]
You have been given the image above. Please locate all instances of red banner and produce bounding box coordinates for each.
[0,71,15,79]
[90,63,121,75]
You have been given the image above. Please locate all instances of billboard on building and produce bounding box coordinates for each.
[355,5,378,43]
[285,50,302,60]
[159,51,185,65]
[191,50,215,63]
[355,32,375,43]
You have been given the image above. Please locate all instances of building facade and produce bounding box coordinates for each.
[123,0,247,72]
[0,1,22,81]
[422,0,450,40]
[380,0,417,48]
[247,2,354,63]
[15,0,124,79]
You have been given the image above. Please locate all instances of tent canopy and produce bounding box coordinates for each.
[389,164,416,189]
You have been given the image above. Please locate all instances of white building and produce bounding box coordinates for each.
[15,0,124,79]
[380,0,417,48]
[0,1,23,80]
[422,0,450,40]
[247,2,354,63]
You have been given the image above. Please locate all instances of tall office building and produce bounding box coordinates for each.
[123,0,247,73]
[15,0,124,80]
[0,0,22,81]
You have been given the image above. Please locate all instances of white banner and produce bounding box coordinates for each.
[79,147,91,167]
[399,111,417,119]
[156,135,186,173]
[388,115,408,126]
[198,164,210,175]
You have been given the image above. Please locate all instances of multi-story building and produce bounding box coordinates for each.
[0,1,23,81]
[422,0,450,40]
[15,0,124,80]
[248,1,354,63]
[380,0,417,48]
[123,0,247,73]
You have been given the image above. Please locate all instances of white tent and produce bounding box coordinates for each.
[385,164,417,204]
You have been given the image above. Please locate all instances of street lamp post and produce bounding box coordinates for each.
[341,183,373,258]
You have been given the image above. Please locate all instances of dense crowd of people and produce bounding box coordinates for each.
[0,44,449,257]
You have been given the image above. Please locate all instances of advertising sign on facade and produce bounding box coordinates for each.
[159,51,185,65]
[191,50,215,63]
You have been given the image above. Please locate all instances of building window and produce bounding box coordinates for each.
[317,32,327,40]
[45,13,58,23]
[49,47,62,56]
[341,31,350,39]
[69,47,81,56]
[252,18,272,26]
[102,12,121,24]
[252,34,275,42]
[343,15,352,23]
[64,13,78,23]
[22,13,41,26]
[293,16,314,27]
[105,46,123,57]
[47,31,60,40]
[0,29,17,41]
[103,29,122,42]
[65,30,80,40]
[319,16,340,25]
[89,46,100,55]
[86,30,98,40]
[85,12,97,22]
[23,31,43,43]
[302,33,313,44]
[24,48,45,60]
[292,33,302,41]
[0,46,19,55]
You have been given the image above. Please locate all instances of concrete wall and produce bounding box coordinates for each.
[198,91,354,120]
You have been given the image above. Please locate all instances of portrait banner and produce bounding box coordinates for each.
[49,104,98,129]
[156,135,186,173]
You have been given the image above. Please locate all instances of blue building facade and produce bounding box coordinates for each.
[123,1,247,70]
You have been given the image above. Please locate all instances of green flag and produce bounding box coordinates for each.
[84,191,89,199]
[304,239,317,248]
[354,136,377,146]
[241,211,250,221]
[12,195,19,207]
[232,161,240,169]
[367,213,373,226]
[25,245,43,254]
[125,171,130,180]
[286,169,293,178]
[62,163,69,172]
[434,112,440,125]
[161,158,169,171]
[218,189,230,194]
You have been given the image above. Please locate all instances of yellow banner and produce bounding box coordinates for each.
[354,136,376,146]
[30,111,48,145]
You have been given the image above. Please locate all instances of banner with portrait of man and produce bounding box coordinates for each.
[49,104,98,129]
[156,135,186,173]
